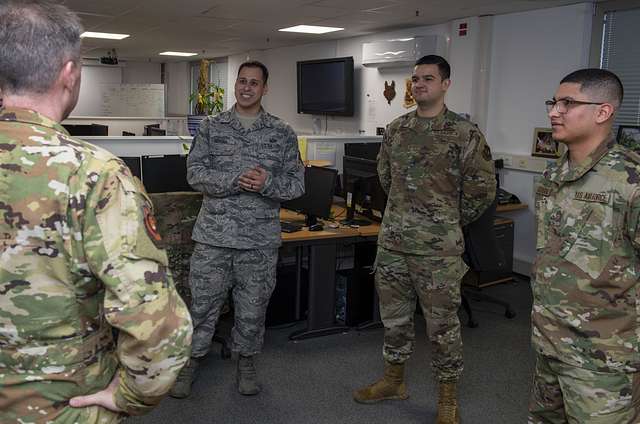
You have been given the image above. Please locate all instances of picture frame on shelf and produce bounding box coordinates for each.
[532,127,563,159]
[616,125,640,152]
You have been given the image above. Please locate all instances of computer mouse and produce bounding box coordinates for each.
[308,223,324,232]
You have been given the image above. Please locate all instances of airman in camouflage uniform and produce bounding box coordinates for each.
[0,3,192,422]
[354,56,495,424]
[529,69,640,423]
[170,61,304,398]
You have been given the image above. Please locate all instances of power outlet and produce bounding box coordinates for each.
[376,127,385,136]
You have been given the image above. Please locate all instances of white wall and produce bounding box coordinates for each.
[486,3,593,272]
[73,60,164,118]
[165,61,190,116]
[242,25,450,135]
[122,61,161,84]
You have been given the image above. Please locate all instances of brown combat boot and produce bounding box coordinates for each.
[353,362,409,404]
[436,382,460,424]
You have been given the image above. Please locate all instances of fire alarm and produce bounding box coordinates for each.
[458,22,468,36]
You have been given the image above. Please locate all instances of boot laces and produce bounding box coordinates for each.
[438,384,458,421]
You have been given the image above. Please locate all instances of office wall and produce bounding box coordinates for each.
[165,61,190,116]
[73,60,164,118]
[243,25,450,135]
[122,61,161,84]
[485,2,593,272]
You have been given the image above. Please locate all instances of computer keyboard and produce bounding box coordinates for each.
[280,221,303,233]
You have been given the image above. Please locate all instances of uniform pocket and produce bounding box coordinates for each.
[561,202,617,279]
[212,143,235,156]
[429,256,468,291]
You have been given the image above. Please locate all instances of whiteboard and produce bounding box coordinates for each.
[73,77,165,117]
[100,84,165,117]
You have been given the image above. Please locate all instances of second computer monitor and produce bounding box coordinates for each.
[281,166,337,227]
[341,155,387,225]
[141,154,194,193]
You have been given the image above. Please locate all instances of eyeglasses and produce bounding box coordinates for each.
[545,99,604,113]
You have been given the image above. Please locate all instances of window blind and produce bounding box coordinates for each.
[601,7,640,127]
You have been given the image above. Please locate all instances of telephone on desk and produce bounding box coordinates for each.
[497,188,520,205]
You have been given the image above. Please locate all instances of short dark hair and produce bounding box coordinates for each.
[0,0,83,95]
[415,55,451,80]
[238,61,269,84]
[560,68,624,108]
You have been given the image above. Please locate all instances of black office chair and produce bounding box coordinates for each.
[460,198,516,328]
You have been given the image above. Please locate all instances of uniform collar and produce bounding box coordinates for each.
[218,105,273,132]
[546,135,615,183]
[399,105,450,132]
[0,106,69,135]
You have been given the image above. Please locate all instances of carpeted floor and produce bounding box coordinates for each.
[129,277,534,424]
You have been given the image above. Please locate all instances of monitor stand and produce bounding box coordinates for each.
[339,198,371,227]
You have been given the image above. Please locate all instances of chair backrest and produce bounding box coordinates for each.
[462,197,507,273]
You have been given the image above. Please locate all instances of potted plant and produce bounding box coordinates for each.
[187,59,225,136]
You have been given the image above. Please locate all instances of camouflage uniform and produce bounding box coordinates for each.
[0,107,193,423]
[376,107,495,382]
[529,137,640,423]
[187,107,304,357]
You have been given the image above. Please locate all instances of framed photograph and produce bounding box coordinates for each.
[532,127,562,158]
[616,125,640,151]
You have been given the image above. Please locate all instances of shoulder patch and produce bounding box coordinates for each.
[536,186,553,197]
[143,205,163,247]
[482,144,492,161]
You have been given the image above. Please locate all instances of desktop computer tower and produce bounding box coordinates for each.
[464,217,514,288]
[336,241,376,326]
[266,264,308,327]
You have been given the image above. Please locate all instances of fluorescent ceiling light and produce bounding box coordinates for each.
[80,31,130,40]
[278,25,343,34]
[159,51,198,57]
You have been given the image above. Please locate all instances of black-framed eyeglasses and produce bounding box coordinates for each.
[545,99,605,113]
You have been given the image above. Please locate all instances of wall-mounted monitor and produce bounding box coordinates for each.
[297,56,354,116]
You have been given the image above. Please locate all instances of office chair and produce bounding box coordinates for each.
[460,197,516,328]
[149,192,231,359]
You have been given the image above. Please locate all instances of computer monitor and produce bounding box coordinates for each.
[90,124,108,136]
[281,166,338,228]
[148,127,166,136]
[63,124,108,136]
[143,124,160,136]
[344,142,381,161]
[118,156,142,179]
[141,154,194,193]
[341,155,387,226]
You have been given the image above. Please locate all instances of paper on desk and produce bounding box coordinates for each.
[298,137,308,162]
[313,144,336,166]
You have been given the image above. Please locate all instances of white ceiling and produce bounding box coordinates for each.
[62,0,598,61]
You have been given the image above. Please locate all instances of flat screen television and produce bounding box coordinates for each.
[297,56,354,116]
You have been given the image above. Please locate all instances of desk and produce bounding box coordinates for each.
[280,207,380,340]
[496,203,527,213]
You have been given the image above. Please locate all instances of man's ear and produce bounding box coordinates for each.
[595,103,615,124]
[442,78,451,92]
[59,60,80,92]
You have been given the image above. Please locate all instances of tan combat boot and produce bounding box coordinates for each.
[353,362,409,404]
[169,358,199,399]
[436,382,460,424]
